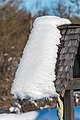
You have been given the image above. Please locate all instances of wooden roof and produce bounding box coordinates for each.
[17,24,80,112]
[55,24,80,93]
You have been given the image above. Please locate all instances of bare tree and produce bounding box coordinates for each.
[55,1,68,18]
[0,0,22,9]
[52,0,80,19]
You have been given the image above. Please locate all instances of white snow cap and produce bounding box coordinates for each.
[11,16,71,100]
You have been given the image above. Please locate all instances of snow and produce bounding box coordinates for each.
[0,109,59,120]
[11,16,71,100]
[0,111,38,120]
[0,107,80,120]
[9,107,20,113]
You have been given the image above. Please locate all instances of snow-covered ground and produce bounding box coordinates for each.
[0,107,80,120]
[0,111,38,120]
[0,109,58,120]
[11,16,71,100]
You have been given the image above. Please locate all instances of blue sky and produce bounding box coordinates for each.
[0,0,80,17]
[20,0,57,15]
[20,0,80,17]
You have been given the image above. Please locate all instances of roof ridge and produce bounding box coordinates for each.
[58,24,80,29]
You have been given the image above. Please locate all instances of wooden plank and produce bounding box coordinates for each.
[66,78,80,90]
[64,90,74,120]
[65,34,79,41]
[58,24,80,30]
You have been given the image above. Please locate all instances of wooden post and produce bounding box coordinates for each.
[64,90,74,120]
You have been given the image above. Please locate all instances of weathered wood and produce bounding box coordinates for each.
[65,34,79,41]
[64,90,74,120]
[64,40,79,47]
[63,28,80,35]
[58,24,80,30]
[56,24,80,120]
[67,78,80,90]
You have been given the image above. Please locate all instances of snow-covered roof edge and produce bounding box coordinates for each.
[11,16,71,101]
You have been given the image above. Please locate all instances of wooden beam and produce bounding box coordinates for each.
[64,90,74,120]
[58,24,80,30]
[66,78,80,90]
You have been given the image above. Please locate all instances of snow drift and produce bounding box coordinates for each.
[0,111,38,120]
[11,16,71,100]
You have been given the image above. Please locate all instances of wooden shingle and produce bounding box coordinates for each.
[55,24,80,94]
